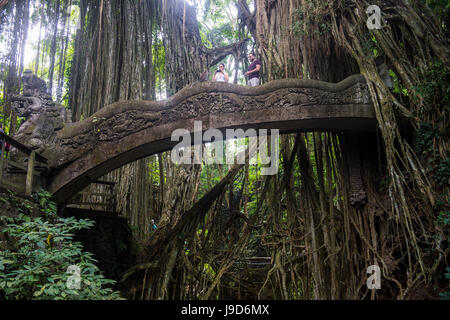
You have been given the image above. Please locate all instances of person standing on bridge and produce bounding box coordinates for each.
[213,63,229,82]
[244,52,261,86]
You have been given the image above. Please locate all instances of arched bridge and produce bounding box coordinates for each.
[45,74,375,203]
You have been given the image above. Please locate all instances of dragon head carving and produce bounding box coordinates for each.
[10,71,71,160]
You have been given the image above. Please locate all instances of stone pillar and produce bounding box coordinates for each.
[343,134,368,209]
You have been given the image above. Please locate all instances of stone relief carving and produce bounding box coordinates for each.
[11,70,71,159]
[10,72,371,208]
[53,75,371,164]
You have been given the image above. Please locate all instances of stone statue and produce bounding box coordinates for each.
[11,71,71,160]
[22,69,48,97]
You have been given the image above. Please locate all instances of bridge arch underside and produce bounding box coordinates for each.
[48,76,376,203]
[50,110,376,204]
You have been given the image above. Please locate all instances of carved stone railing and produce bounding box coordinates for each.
[10,72,375,203]
[53,74,372,166]
[47,74,375,203]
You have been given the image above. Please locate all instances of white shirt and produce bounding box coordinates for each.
[215,73,225,82]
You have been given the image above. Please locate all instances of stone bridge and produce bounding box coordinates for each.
[12,73,376,203]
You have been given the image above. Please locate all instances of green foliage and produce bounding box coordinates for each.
[62,33,77,107]
[437,210,450,227]
[0,190,122,300]
[5,190,34,215]
[291,8,306,36]
[202,263,216,278]
[423,0,450,24]
[152,34,166,98]
[415,122,437,155]
[199,0,241,47]
[412,60,449,123]
[386,67,408,96]
[425,0,450,10]
[32,189,58,218]
[415,122,449,196]
[439,267,450,300]
[291,5,330,37]
[436,158,450,187]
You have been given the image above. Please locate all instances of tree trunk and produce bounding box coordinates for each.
[48,0,60,96]
[69,0,158,243]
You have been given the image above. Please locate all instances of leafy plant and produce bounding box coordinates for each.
[32,189,57,218]
[0,191,122,300]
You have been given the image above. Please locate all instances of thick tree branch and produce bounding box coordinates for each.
[207,38,250,67]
